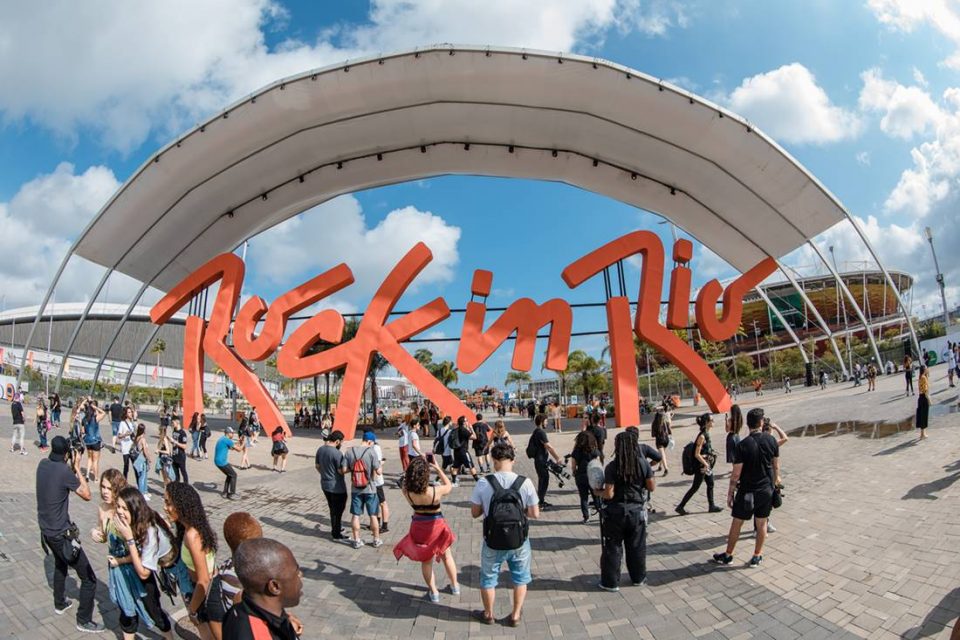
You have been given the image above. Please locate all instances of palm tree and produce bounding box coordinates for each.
[414,349,434,367]
[305,318,361,415]
[367,353,390,427]
[430,360,458,388]
[566,350,605,401]
[150,338,166,404]
[504,371,532,402]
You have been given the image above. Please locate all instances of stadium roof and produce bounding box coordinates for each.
[73,44,850,291]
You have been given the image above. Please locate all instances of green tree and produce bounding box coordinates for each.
[504,371,532,400]
[566,350,606,401]
[414,349,434,366]
[150,338,167,403]
[429,360,458,388]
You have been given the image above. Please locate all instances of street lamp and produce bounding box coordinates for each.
[924,226,951,328]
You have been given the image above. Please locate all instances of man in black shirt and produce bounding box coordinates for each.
[170,418,189,484]
[450,415,479,487]
[11,394,26,454]
[587,412,607,460]
[36,436,103,633]
[713,407,781,568]
[224,538,303,639]
[108,396,123,450]
[526,414,562,508]
[598,431,655,591]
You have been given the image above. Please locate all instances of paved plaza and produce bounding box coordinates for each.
[1,364,960,639]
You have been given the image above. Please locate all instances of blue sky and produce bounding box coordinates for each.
[1,0,958,389]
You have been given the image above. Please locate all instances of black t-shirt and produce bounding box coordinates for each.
[11,401,24,425]
[173,429,188,460]
[36,458,80,536]
[473,422,490,447]
[639,443,662,464]
[109,402,123,422]
[570,448,599,477]
[603,455,653,504]
[530,427,549,463]
[455,425,471,452]
[734,431,779,492]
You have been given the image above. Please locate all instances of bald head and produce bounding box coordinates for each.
[234,538,302,609]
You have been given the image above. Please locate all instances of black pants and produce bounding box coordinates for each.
[43,532,97,624]
[172,456,189,484]
[534,459,550,504]
[679,470,716,509]
[600,503,647,587]
[906,374,914,394]
[575,474,595,520]
[118,573,171,633]
[323,490,348,538]
[199,433,209,455]
[122,453,132,480]
[217,464,237,495]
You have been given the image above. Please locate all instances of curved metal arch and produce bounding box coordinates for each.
[754,287,810,365]
[120,324,162,401]
[841,217,920,356]
[774,263,850,379]
[54,267,115,393]
[806,240,884,366]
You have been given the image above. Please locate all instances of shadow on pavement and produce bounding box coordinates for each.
[902,466,960,500]
[874,438,918,457]
[902,586,960,638]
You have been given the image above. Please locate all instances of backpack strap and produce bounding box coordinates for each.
[486,474,503,493]
[508,476,526,493]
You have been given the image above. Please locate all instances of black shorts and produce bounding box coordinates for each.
[86,441,103,452]
[732,486,774,521]
[376,486,387,504]
[452,448,472,469]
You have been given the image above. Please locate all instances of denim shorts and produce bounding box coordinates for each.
[111,421,121,437]
[350,492,380,517]
[479,540,532,589]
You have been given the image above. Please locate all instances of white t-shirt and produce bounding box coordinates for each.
[373,444,385,487]
[470,471,538,516]
[118,420,136,455]
[397,424,408,447]
[140,525,172,573]
[406,430,421,457]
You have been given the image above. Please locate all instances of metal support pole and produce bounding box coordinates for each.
[754,287,809,364]
[54,268,115,393]
[120,324,162,401]
[925,226,952,328]
[88,280,152,394]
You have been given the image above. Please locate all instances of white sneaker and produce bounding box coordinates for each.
[143,494,152,502]
[20,450,27,456]
[371,538,383,548]
[352,539,364,550]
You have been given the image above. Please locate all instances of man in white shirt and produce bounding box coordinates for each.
[470,442,540,627]
[371,434,390,533]
[117,414,136,483]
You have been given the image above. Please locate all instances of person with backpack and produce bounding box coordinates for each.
[526,414,562,509]
[676,413,723,516]
[432,416,453,470]
[469,442,540,627]
[597,430,656,592]
[340,432,383,549]
[472,414,492,473]
[449,416,479,487]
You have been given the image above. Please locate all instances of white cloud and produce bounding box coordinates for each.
[856,151,872,166]
[246,195,461,298]
[725,63,863,145]
[868,0,960,69]
[858,68,943,139]
[0,0,689,153]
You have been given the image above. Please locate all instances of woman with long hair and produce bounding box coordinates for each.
[675,414,722,516]
[725,404,743,467]
[91,469,127,547]
[108,487,176,639]
[155,425,175,486]
[50,392,62,428]
[904,354,915,396]
[598,430,655,591]
[651,410,672,476]
[118,406,137,481]
[569,430,600,523]
[198,414,210,460]
[393,456,460,603]
[82,399,107,482]
[237,418,251,470]
[131,423,153,499]
[917,365,930,440]
[271,426,289,472]
[164,482,217,640]
[490,420,514,448]
[36,397,49,451]
[188,412,201,459]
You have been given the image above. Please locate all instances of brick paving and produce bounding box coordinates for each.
[1,363,959,639]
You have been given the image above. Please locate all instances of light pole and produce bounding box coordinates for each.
[829,246,853,376]
[752,320,762,369]
[925,226,951,328]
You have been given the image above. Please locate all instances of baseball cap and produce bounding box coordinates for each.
[225,427,235,434]
[50,435,70,460]
[363,431,377,442]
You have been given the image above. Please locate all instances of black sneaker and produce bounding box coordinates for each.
[675,505,687,516]
[708,505,723,513]
[76,620,105,633]
[749,555,763,568]
[631,578,647,586]
[380,523,389,534]
[712,553,733,565]
[54,600,73,615]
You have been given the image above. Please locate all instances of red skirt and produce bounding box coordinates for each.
[393,515,455,563]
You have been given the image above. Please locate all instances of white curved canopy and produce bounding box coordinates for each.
[74,45,849,291]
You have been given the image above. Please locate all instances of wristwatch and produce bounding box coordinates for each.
[125,539,136,546]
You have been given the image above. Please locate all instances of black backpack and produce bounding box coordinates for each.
[432,427,447,455]
[525,431,540,459]
[447,424,462,450]
[483,475,529,550]
[681,440,697,475]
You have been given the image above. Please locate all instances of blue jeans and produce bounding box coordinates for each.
[190,431,200,457]
[133,454,148,494]
[479,540,532,589]
[111,421,121,438]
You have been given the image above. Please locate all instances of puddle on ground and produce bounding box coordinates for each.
[786,418,915,440]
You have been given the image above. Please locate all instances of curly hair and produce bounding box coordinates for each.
[165,482,218,553]
[403,456,430,495]
[573,430,598,455]
[99,468,127,506]
[223,512,263,553]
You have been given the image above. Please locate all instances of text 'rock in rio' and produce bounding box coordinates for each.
[151,231,776,439]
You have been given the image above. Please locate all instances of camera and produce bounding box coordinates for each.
[66,435,85,466]
[546,460,572,488]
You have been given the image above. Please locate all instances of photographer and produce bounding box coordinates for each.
[525,414,562,509]
[36,435,104,633]
[713,408,781,568]
[598,431,655,591]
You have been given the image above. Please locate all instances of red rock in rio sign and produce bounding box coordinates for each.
[150,231,775,439]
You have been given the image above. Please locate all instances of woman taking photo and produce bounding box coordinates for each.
[164,482,217,639]
[569,430,600,523]
[904,354,915,395]
[598,431,656,591]
[36,397,50,451]
[50,392,62,428]
[236,418,251,470]
[490,420,514,448]
[917,365,931,440]
[188,412,202,459]
[82,400,107,482]
[650,410,671,476]
[198,414,211,460]
[131,423,153,500]
[675,413,722,516]
[271,426,289,472]
[107,487,176,639]
[155,425,175,486]
[392,456,460,603]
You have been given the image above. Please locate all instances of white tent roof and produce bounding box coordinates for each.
[73,45,848,291]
